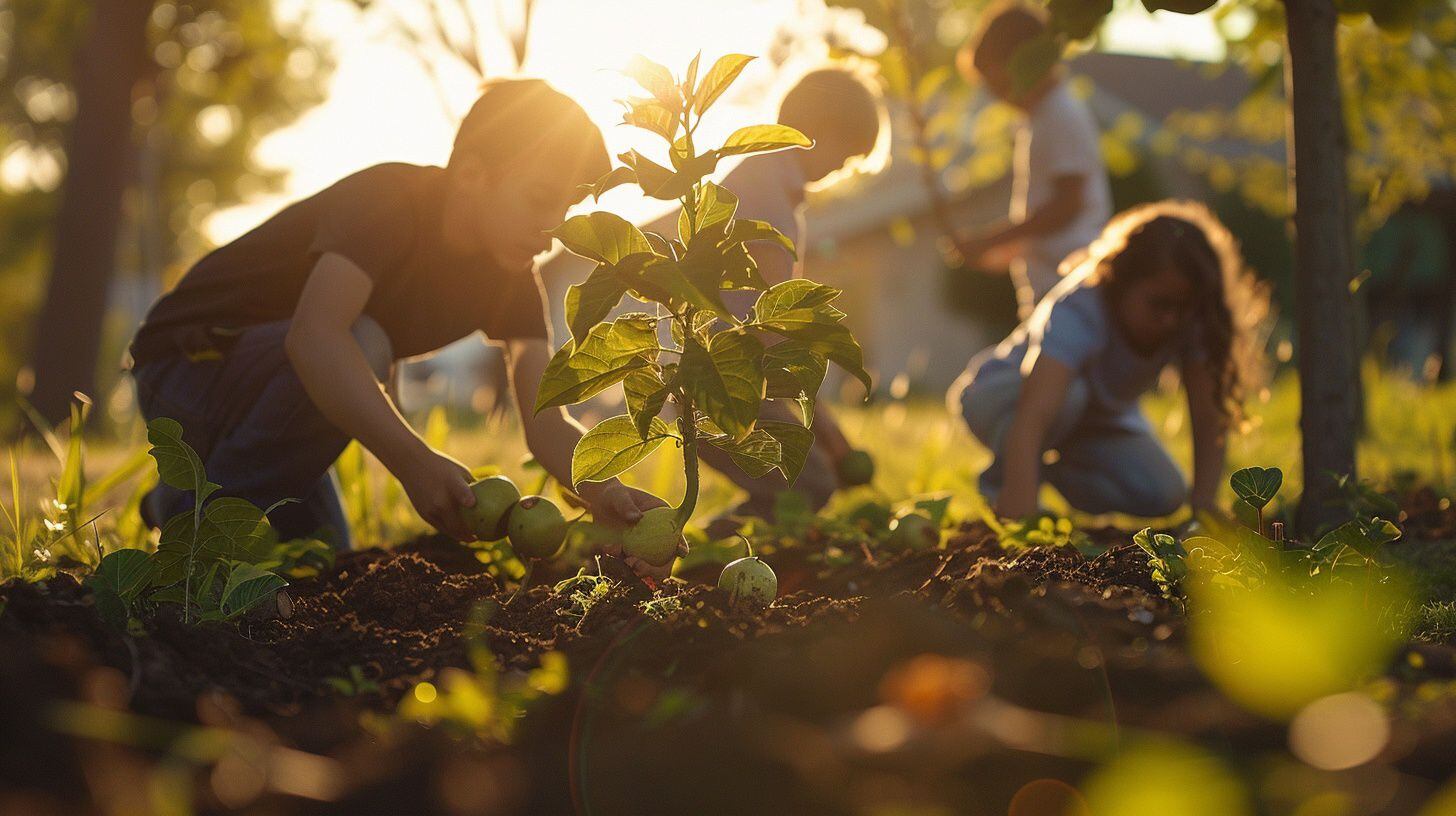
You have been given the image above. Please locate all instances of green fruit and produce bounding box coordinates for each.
[718,556,777,608]
[622,507,682,567]
[463,476,521,540]
[506,496,567,560]
[889,513,940,552]
[837,449,875,487]
[565,521,621,563]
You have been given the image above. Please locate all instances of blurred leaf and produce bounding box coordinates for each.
[624,55,679,104]
[581,166,638,200]
[1140,0,1218,14]
[623,98,679,142]
[572,415,674,484]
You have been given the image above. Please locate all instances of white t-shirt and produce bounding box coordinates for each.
[1011,80,1113,313]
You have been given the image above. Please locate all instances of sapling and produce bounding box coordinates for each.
[464,475,521,540]
[836,449,875,487]
[535,53,872,575]
[718,555,777,608]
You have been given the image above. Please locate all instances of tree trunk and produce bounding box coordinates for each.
[1284,0,1360,536]
[25,0,153,423]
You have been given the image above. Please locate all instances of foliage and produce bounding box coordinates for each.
[541,53,871,530]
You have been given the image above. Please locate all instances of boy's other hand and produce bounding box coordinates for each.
[400,450,478,542]
[579,481,666,527]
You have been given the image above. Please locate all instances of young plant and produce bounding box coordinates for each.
[1133,527,1190,600]
[537,54,872,559]
[1230,466,1283,536]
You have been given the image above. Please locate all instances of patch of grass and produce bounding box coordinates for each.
[1414,600,1456,643]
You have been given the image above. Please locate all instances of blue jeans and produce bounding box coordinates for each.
[950,363,1186,517]
[132,318,394,550]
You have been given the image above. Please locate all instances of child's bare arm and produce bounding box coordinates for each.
[964,174,1088,263]
[287,253,476,540]
[1184,359,1228,516]
[996,356,1074,518]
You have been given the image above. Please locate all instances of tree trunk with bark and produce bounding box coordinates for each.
[25,0,153,423]
[1284,0,1361,536]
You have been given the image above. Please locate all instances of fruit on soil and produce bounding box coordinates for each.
[622,507,683,567]
[507,496,567,560]
[837,450,875,487]
[889,512,940,551]
[718,556,777,607]
[464,476,521,540]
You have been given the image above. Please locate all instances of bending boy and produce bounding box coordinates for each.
[129,79,661,567]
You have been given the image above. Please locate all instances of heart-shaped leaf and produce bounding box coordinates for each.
[1230,467,1283,511]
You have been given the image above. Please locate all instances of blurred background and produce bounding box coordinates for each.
[1,0,1453,436]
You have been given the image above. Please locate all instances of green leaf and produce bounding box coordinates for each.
[618,150,699,200]
[633,258,733,318]
[763,340,826,423]
[683,51,702,96]
[550,212,654,265]
[565,265,630,345]
[572,415,675,484]
[679,182,738,244]
[1139,0,1217,14]
[716,124,813,158]
[580,166,637,201]
[624,369,671,440]
[753,279,843,322]
[535,315,659,412]
[693,53,755,115]
[89,549,155,602]
[681,332,765,442]
[726,218,797,259]
[1230,466,1283,511]
[705,429,781,478]
[219,562,287,618]
[197,497,274,563]
[624,55,680,104]
[758,420,815,483]
[146,418,219,504]
[758,319,871,395]
[622,98,680,142]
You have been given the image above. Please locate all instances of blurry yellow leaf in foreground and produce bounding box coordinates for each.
[1081,741,1251,816]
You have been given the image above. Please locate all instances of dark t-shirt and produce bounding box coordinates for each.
[129,163,549,366]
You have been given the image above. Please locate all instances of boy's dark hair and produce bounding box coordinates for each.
[777,66,887,172]
[450,78,610,196]
[959,2,1049,79]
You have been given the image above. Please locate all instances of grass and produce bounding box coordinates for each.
[4,362,1456,580]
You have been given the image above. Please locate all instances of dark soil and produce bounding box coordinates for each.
[4,514,1456,815]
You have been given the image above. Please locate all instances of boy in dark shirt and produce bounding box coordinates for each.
[130,78,664,573]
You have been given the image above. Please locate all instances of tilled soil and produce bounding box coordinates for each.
[3,520,1456,815]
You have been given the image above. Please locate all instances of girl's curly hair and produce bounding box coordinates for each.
[1065,200,1273,428]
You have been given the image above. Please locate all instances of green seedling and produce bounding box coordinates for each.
[538,53,871,577]
[1134,527,1189,599]
[465,475,521,541]
[718,555,777,608]
[888,512,940,552]
[836,449,875,487]
[1230,466,1282,536]
[623,506,683,567]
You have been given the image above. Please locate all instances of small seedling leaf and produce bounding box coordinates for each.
[1230,466,1282,511]
[146,418,218,504]
[220,562,287,618]
[90,548,155,601]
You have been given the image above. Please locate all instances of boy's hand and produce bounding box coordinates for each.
[577,481,678,582]
[399,450,477,541]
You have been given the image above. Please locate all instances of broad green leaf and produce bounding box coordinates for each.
[623,98,680,143]
[714,242,767,291]
[219,561,287,618]
[1230,467,1283,511]
[727,218,797,259]
[550,212,653,265]
[565,265,630,344]
[771,321,872,395]
[624,55,679,104]
[693,53,755,115]
[89,548,155,601]
[716,124,813,158]
[197,497,274,563]
[572,415,675,484]
[763,340,827,423]
[706,429,781,478]
[580,166,637,201]
[535,315,659,412]
[758,420,814,484]
[752,279,842,321]
[679,182,738,244]
[618,150,697,200]
[680,332,765,442]
[146,418,218,504]
[633,259,733,318]
[624,369,671,440]
[154,511,201,586]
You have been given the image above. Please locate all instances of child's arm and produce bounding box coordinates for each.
[504,338,671,573]
[1184,359,1228,517]
[287,253,478,541]
[995,355,1075,518]
[962,174,1088,266]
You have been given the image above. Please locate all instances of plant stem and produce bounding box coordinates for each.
[676,403,700,529]
[507,558,536,607]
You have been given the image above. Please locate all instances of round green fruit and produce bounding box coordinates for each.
[718,556,777,608]
[889,513,940,551]
[622,506,682,567]
[836,449,875,487]
[506,496,567,560]
[463,475,521,541]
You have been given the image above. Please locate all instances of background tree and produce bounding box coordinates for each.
[832,0,1452,535]
[3,0,330,426]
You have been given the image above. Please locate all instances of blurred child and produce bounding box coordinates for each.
[948,201,1268,519]
[700,65,889,535]
[129,79,663,572]
[956,2,1113,319]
